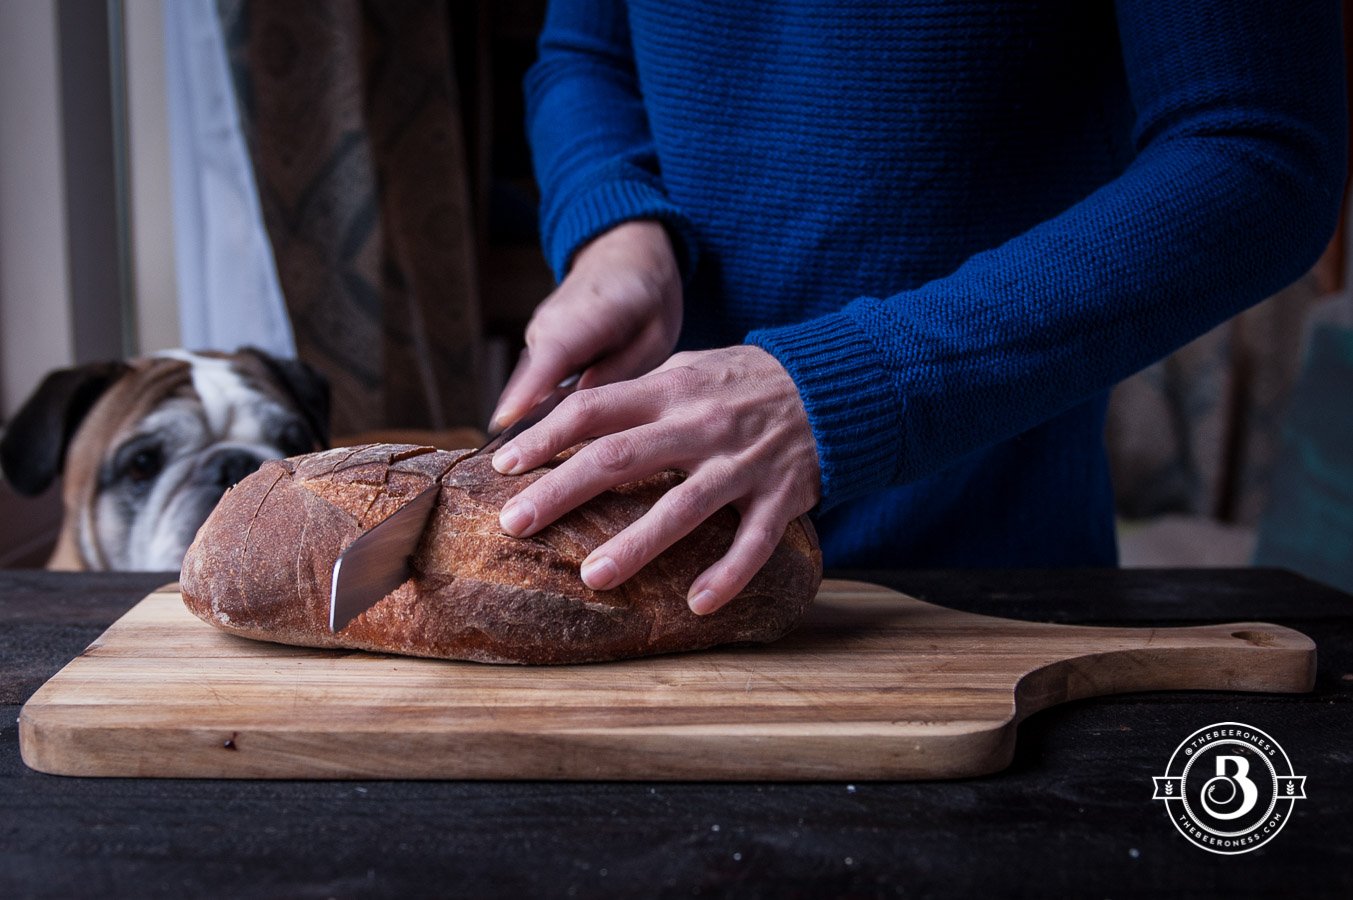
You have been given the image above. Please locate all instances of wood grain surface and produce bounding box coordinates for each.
[18,580,1316,780]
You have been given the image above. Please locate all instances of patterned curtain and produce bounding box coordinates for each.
[216,0,483,436]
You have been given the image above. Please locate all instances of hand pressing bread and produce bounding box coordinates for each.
[179,443,822,664]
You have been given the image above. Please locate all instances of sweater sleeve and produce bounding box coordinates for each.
[746,0,1347,512]
[524,0,697,281]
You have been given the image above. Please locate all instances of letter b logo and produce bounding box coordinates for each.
[1199,754,1259,820]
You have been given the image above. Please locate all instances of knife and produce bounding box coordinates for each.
[328,375,581,633]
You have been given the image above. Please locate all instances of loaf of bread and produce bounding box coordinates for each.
[179,443,822,664]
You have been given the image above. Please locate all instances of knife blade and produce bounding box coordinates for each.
[328,483,440,633]
[480,372,581,455]
[327,374,581,632]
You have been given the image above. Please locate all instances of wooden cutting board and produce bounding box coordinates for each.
[19,580,1315,780]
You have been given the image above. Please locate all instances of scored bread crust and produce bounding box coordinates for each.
[179,443,823,664]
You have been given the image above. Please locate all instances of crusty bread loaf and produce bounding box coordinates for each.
[179,443,822,664]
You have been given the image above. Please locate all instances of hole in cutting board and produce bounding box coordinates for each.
[1231,630,1279,647]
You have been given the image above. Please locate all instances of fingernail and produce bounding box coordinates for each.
[581,555,618,590]
[689,590,718,615]
[493,446,521,475]
[499,498,535,535]
[489,403,522,435]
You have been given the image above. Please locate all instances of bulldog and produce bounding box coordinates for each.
[0,348,328,571]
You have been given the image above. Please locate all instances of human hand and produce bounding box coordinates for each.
[492,345,822,615]
[489,219,682,431]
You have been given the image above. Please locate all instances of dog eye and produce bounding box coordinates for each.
[125,446,164,483]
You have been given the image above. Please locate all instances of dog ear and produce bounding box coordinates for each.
[240,347,331,449]
[0,361,132,496]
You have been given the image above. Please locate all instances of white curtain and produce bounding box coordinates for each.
[164,0,294,356]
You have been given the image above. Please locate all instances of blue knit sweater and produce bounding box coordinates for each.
[525,1,1346,568]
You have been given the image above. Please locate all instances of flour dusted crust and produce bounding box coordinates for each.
[179,444,822,664]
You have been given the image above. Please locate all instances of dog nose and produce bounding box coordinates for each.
[201,448,264,489]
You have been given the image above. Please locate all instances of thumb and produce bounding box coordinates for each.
[490,340,580,432]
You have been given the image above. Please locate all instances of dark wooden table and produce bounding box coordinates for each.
[2,569,1349,898]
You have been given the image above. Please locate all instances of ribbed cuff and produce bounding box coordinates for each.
[543,176,698,282]
[746,311,903,511]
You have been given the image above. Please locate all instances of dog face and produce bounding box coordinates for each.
[0,348,328,571]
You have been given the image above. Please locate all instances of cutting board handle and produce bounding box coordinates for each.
[1013,620,1316,716]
